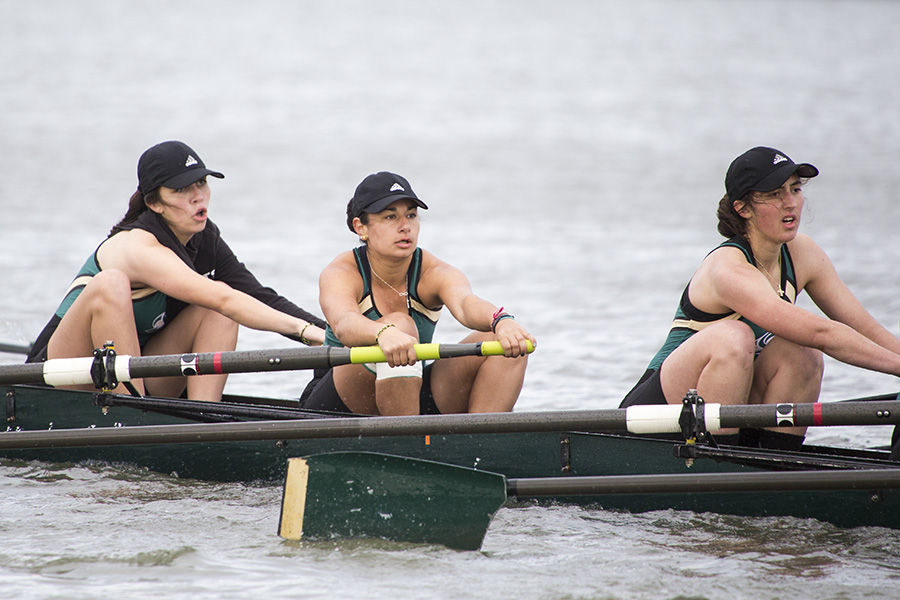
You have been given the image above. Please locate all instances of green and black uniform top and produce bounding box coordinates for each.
[323,246,442,348]
[645,236,798,371]
[26,210,326,363]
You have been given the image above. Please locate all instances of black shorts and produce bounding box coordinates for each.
[619,368,667,408]
[299,363,441,415]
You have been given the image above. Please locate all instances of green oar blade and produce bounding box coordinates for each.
[278,452,507,550]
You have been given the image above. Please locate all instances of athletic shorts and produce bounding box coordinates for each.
[619,368,667,408]
[299,363,441,415]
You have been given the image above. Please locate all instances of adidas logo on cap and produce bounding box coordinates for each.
[185,155,199,167]
[772,154,788,165]
[390,182,405,192]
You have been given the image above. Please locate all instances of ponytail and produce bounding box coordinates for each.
[716,192,749,240]
[109,188,161,237]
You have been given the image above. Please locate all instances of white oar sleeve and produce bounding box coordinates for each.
[624,403,723,434]
[42,356,132,387]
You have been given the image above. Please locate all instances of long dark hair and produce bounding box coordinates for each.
[109,188,161,237]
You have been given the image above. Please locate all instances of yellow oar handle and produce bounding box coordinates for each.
[475,340,536,357]
[347,340,535,364]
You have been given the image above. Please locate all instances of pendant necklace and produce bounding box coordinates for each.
[370,265,408,298]
[756,255,785,299]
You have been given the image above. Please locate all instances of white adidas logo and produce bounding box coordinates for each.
[185,155,199,167]
[772,154,788,165]
[390,182,405,192]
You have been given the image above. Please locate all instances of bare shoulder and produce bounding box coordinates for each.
[687,244,759,313]
[416,249,468,307]
[418,248,455,272]
[96,228,165,270]
[102,228,158,251]
[319,250,364,290]
[322,249,358,273]
[787,233,835,286]
[701,243,751,277]
[786,232,825,257]
[418,248,465,282]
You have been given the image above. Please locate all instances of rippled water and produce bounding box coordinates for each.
[3,461,899,600]
[2,0,900,598]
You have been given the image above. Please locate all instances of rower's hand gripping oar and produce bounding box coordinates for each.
[0,340,535,387]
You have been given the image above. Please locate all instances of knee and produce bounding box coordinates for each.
[83,270,133,309]
[709,322,756,367]
[185,302,239,334]
[791,345,824,382]
[207,307,239,333]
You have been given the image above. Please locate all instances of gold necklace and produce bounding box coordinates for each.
[370,265,408,297]
[756,256,784,298]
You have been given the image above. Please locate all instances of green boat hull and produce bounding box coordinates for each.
[3,384,899,529]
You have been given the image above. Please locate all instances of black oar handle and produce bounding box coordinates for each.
[0,342,516,387]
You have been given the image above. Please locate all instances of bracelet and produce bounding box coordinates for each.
[491,306,505,321]
[375,323,396,343]
[491,313,514,333]
[299,323,312,345]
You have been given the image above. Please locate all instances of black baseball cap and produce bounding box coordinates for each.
[725,146,818,201]
[137,140,224,195]
[350,171,428,217]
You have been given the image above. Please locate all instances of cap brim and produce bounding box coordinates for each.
[362,194,428,214]
[162,168,225,190]
[752,162,818,193]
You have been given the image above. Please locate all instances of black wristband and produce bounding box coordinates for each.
[491,313,514,333]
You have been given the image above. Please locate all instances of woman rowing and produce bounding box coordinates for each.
[26,140,326,401]
[620,146,900,450]
[300,171,535,415]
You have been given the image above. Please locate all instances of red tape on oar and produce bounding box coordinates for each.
[813,402,823,426]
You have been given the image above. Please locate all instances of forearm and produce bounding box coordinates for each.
[214,241,327,329]
[331,313,388,347]
[817,321,900,376]
[453,295,499,331]
[853,318,900,355]
[220,291,314,339]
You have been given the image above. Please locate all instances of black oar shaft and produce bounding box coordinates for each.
[718,401,899,429]
[625,401,900,433]
[127,346,344,379]
[0,342,508,386]
[508,469,900,497]
[0,341,31,355]
[0,411,624,449]
[0,347,352,386]
[2,400,900,450]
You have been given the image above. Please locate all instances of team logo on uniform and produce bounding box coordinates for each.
[755,332,774,354]
[151,312,166,331]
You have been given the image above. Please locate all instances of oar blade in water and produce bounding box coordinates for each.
[278,452,507,550]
